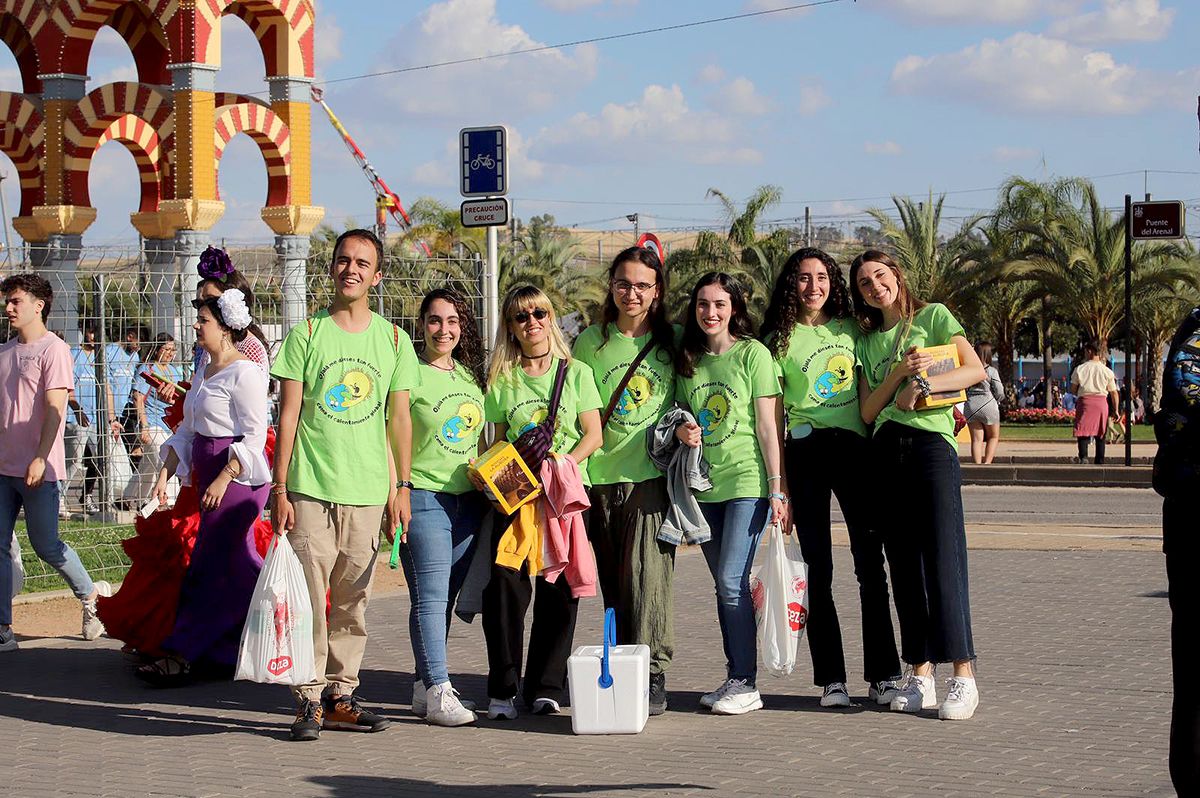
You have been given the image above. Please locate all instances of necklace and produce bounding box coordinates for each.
[421,355,456,372]
[520,348,551,360]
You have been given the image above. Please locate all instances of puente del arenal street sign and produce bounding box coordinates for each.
[1131,200,1185,239]
[460,126,507,197]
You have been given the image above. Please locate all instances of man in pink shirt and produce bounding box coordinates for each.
[1,274,111,653]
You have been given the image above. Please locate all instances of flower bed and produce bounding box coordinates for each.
[1003,407,1076,424]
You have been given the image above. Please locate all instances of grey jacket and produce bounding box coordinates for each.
[648,407,712,545]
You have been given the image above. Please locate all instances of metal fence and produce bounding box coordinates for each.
[3,243,484,593]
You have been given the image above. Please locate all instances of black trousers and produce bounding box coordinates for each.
[786,428,901,686]
[872,423,975,665]
[1077,435,1106,464]
[481,509,581,704]
[1165,497,1199,796]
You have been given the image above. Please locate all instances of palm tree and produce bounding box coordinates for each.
[865,193,985,317]
[401,197,485,258]
[500,226,607,324]
[1132,273,1200,413]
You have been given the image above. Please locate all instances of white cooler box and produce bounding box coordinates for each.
[568,609,649,735]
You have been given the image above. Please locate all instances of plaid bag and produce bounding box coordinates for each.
[512,359,569,473]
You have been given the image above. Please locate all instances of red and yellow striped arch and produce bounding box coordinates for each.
[0,90,45,215]
[213,101,290,206]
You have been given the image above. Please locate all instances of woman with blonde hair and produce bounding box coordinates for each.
[481,285,603,720]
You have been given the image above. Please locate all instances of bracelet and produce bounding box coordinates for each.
[911,375,933,398]
[223,464,239,479]
[395,480,414,490]
[767,475,783,483]
[768,492,789,503]
[270,485,288,496]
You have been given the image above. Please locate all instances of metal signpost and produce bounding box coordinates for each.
[461,126,508,345]
[1125,196,1187,465]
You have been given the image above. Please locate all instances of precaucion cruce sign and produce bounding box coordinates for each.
[461,198,510,228]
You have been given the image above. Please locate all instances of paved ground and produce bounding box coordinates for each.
[0,485,1174,798]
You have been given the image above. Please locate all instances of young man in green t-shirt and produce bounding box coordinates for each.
[271,229,421,741]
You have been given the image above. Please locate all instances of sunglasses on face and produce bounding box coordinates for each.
[512,308,549,324]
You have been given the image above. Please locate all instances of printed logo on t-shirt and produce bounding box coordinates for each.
[600,360,664,429]
[509,400,564,448]
[436,395,483,450]
[688,382,740,446]
[802,345,855,407]
[317,359,384,425]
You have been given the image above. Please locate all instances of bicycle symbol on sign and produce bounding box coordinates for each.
[471,154,496,171]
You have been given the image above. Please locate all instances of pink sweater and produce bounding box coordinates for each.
[538,455,597,598]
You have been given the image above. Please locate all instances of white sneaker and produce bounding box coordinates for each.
[699,678,738,709]
[889,673,937,713]
[425,682,477,727]
[710,679,763,715]
[412,678,475,717]
[531,697,560,715]
[0,627,17,653]
[868,677,902,705]
[820,682,851,708]
[487,697,518,720]
[82,496,99,516]
[938,677,979,721]
[81,581,112,641]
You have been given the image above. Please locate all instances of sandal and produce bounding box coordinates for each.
[135,656,193,687]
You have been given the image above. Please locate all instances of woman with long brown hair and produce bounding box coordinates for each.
[851,250,986,720]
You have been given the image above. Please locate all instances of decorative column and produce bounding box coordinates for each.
[37,74,89,207]
[132,211,184,341]
[263,206,325,335]
[168,63,220,204]
[266,77,315,206]
[22,205,97,345]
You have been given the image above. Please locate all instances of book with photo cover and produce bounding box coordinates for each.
[468,440,541,516]
[914,344,967,409]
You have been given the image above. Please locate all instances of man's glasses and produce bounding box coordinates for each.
[512,308,549,324]
[612,279,656,295]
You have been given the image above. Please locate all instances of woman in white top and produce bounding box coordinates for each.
[135,292,271,685]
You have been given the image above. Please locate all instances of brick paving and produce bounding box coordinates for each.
[0,546,1173,797]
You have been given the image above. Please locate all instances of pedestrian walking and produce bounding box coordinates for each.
[674,272,785,716]
[851,250,986,720]
[573,244,679,716]
[0,274,111,653]
[123,333,181,507]
[272,229,420,741]
[482,285,603,720]
[63,326,101,517]
[1070,341,1118,464]
[760,247,902,709]
[965,341,1005,464]
[401,288,488,727]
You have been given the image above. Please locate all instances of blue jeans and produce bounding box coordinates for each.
[699,498,769,685]
[398,489,484,687]
[0,477,95,625]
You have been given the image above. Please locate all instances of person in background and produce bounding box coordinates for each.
[573,245,679,716]
[0,274,111,653]
[964,341,1005,464]
[124,334,182,508]
[63,326,101,517]
[760,248,902,710]
[1070,341,1118,464]
[104,324,142,504]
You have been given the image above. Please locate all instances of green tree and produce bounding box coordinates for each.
[401,197,485,258]
[500,226,607,323]
[1131,272,1200,413]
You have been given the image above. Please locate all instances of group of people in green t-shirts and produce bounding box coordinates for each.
[264,230,989,742]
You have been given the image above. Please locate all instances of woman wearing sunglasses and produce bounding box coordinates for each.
[674,272,784,716]
[760,248,902,710]
[481,286,603,720]
[573,245,678,715]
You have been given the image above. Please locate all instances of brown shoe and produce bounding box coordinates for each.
[291,700,323,741]
[322,694,391,732]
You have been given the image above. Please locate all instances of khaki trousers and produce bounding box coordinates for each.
[288,493,383,702]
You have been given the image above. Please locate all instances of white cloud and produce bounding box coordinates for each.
[697,64,726,84]
[797,81,831,115]
[540,0,638,9]
[872,0,1079,24]
[864,140,902,156]
[534,84,762,166]
[366,0,596,119]
[1047,0,1174,44]
[412,127,547,189]
[708,77,773,116]
[891,32,1198,115]
[316,11,343,66]
[993,145,1039,161]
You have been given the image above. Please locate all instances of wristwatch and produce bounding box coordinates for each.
[395,480,414,490]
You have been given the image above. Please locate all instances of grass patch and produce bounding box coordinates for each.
[1000,423,1156,442]
[13,519,134,594]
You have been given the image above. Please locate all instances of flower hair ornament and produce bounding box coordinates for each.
[216,289,253,331]
[197,246,235,282]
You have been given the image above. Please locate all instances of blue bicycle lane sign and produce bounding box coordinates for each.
[460,126,508,197]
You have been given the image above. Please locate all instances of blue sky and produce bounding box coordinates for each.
[2,0,1199,244]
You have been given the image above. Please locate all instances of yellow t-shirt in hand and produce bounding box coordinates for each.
[1071,360,1118,397]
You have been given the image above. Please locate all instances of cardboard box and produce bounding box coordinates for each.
[468,441,540,515]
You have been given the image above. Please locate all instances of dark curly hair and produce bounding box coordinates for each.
[195,297,248,345]
[761,247,853,358]
[418,288,487,389]
[598,245,675,366]
[676,272,756,378]
[196,268,269,352]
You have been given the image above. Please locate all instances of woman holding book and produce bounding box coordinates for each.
[851,250,986,720]
[573,244,679,716]
[481,285,603,720]
[760,248,902,710]
[674,272,785,716]
[400,288,488,727]
[123,333,183,507]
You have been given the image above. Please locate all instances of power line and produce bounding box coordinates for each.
[316,1,848,86]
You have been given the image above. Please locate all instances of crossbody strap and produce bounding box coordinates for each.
[600,340,656,428]
[544,358,570,429]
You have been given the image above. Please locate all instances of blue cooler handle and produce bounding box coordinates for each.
[598,607,617,689]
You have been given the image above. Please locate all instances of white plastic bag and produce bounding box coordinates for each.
[10,536,24,597]
[234,535,316,685]
[749,523,809,677]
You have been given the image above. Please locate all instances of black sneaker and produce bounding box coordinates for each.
[290,700,322,741]
[322,694,391,732]
[649,672,668,716]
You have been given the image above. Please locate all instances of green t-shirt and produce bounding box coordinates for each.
[484,357,604,483]
[855,302,965,450]
[271,310,421,505]
[675,338,780,503]
[772,317,867,438]
[410,361,486,495]
[572,323,679,485]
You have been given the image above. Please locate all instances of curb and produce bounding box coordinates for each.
[961,456,1154,466]
[961,464,1152,488]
